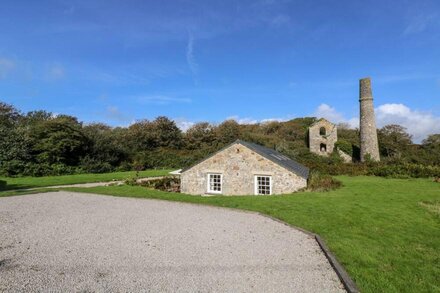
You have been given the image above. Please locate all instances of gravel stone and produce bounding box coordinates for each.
[0,192,345,292]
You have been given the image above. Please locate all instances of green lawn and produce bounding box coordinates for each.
[0,169,171,191]
[64,176,440,293]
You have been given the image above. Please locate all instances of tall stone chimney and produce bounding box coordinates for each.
[359,77,380,162]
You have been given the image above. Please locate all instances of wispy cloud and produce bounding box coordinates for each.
[271,14,291,27]
[404,13,438,35]
[137,95,192,105]
[0,58,16,79]
[46,63,65,80]
[105,106,132,123]
[186,31,199,84]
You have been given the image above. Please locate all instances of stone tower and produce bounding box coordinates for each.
[359,77,380,162]
[308,118,337,157]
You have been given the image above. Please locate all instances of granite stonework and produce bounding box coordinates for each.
[359,77,380,162]
[309,118,337,157]
[180,142,307,196]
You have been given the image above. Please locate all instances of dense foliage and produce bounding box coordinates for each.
[1,101,440,177]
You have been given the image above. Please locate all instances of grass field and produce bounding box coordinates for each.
[63,176,440,293]
[0,169,171,191]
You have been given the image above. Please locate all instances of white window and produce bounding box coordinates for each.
[207,173,222,194]
[255,176,272,195]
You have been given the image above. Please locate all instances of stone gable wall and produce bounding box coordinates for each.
[180,143,307,195]
[309,119,337,156]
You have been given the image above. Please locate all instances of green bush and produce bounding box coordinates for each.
[0,180,6,189]
[334,140,360,161]
[369,163,440,178]
[79,157,114,174]
[307,172,343,192]
[136,176,181,192]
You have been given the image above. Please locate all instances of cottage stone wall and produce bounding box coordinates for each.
[180,142,307,196]
[309,119,337,156]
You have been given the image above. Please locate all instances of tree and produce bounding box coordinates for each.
[185,122,215,149]
[81,123,127,171]
[152,116,182,148]
[0,102,30,175]
[30,115,88,166]
[0,102,21,127]
[126,120,158,151]
[421,134,440,164]
[378,125,412,160]
[215,120,240,145]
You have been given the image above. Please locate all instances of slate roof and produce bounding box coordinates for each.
[181,139,309,179]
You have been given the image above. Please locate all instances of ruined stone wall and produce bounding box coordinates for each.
[309,119,337,156]
[359,78,380,162]
[180,142,307,196]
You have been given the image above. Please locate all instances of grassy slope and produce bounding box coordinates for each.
[65,176,440,293]
[0,169,171,191]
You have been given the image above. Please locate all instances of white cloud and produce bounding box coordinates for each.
[226,115,258,124]
[313,103,440,143]
[174,118,195,132]
[314,104,359,128]
[137,95,191,105]
[226,115,292,125]
[375,104,440,143]
[0,58,16,79]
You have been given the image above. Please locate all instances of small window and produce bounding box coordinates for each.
[320,127,326,136]
[255,176,272,195]
[320,143,327,152]
[207,174,222,194]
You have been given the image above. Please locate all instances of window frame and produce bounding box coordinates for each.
[254,175,272,195]
[207,173,223,194]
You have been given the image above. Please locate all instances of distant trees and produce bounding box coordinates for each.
[1,100,440,177]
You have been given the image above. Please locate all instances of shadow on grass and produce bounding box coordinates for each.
[0,184,37,192]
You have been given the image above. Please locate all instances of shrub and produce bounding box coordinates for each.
[0,180,6,190]
[79,157,114,174]
[137,176,181,192]
[368,163,440,178]
[21,163,77,177]
[307,172,342,192]
[0,160,28,177]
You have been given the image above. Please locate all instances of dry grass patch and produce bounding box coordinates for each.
[419,200,440,217]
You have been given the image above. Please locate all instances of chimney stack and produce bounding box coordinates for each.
[359,77,380,162]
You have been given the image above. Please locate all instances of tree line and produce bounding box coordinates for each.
[1,101,439,177]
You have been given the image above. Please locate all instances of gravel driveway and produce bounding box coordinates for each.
[0,192,345,292]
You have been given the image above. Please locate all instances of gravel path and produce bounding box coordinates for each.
[0,192,345,292]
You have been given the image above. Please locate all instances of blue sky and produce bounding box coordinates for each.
[0,0,439,141]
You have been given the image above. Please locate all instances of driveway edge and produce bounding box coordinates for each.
[253,213,360,293]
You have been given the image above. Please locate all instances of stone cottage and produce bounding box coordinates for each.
[308,118,337,156]
[180,140,309,196]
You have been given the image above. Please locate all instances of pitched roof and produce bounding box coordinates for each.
[181,139,309,179]
[310,118,335,128]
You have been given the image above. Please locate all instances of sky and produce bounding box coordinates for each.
[0,0,439,142]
